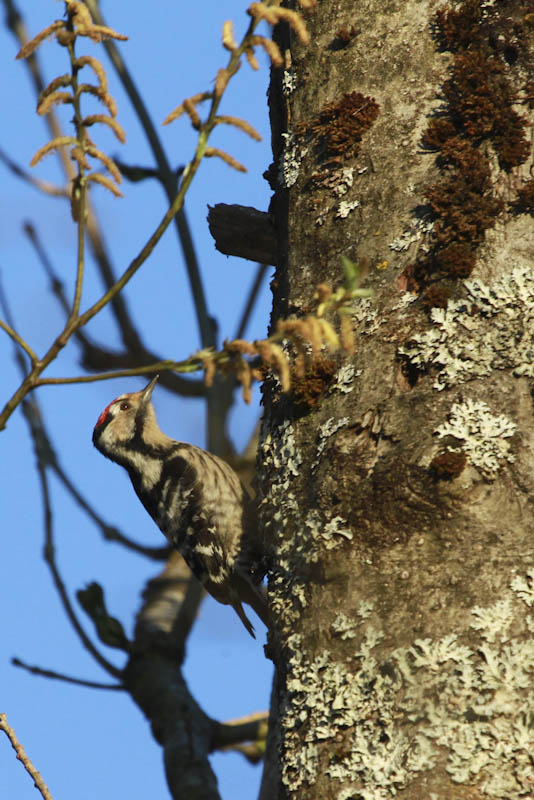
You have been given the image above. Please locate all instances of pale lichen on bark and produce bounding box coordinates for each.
[259,412,358,626]
[278,574,534,799]
[434,398,517,479]
[399,266,534,389]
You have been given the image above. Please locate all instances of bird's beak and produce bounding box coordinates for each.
[141,374,159,404]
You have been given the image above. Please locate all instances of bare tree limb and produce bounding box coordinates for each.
[0,713,54,800]
[128,553,220,800]
[0,316,38,363]
[168,575,206,647]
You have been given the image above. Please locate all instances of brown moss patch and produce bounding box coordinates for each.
[405,0,532,293]
[524,81,534,109]
[513,178,534,214]
[434,0,483,52]
[305,92,379,161]
[429,451,467,481]
[433,243,478,279]
[331,25,358,49]
[422,118,457,150]
[295,92,379,189]
[421,284,451,311]
[290,356,338,411]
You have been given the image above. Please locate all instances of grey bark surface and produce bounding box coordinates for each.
[259,1,534,798]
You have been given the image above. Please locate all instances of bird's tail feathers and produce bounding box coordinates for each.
[233,600,256,638]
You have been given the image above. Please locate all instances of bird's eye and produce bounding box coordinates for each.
[119,402,130,411]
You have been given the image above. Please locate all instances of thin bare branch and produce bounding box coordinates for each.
[3,0,153,365]
[35,361,202,386]
[0,147,68,196]
[11,658,124,690]
[82,0,214,352]
[0,317,38,363]
[21,223,202,398]
[235,263,269,339]
[0,713,54,800]
[0,165,198,429]
[21,397,123,677]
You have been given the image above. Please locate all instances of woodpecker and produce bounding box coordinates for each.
[92,376,268,637]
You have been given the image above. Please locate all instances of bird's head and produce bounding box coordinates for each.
[92,375,159,458]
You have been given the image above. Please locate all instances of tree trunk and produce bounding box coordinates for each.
[259,1,534,798]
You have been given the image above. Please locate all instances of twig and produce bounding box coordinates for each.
[0,262,38,368]
[51,460,170,560]
[235,262,269,339]
[23,222,70,314]
[0,318,38,364]
[11,658,124,690]
[82,0,231,456]
[0,712,54,800]
[0,146,68,196]
[0,272,30,379]
[1,279,129,681]
[0,178,199,429]
[66,38,87,320]
[22,222,204,398]
[35,360,203,386]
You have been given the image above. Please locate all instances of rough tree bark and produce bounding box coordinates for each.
[259,1,534,798]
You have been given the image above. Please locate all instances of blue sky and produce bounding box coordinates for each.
[0,2,274,798]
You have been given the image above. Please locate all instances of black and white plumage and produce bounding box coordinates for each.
[92,376,268,637]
